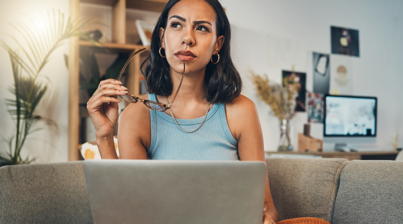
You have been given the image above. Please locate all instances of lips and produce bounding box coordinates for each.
[175,50,196,61]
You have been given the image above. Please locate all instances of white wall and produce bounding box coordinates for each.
[220,0,403,151]
[0,0,69,163]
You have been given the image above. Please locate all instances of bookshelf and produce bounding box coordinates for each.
[68,0,167,161]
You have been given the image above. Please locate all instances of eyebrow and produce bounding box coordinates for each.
[169,15,212,26]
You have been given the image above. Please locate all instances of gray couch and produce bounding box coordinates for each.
[1,158,403,223]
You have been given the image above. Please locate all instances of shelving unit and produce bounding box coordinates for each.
[68,0,167,161]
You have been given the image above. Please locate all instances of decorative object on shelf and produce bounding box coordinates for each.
[278,119,293,151]
[135,20,154,46]
[80,29,103,42]
[303,123,311,136]
[80,136,119,160]
[251,70,298,151]
[392,134,399,150]
[0,10,93,167]
[298,133,323,152]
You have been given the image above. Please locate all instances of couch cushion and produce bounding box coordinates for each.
[266,158,348,222]
[332,160,403,224]
[0,162,92,224]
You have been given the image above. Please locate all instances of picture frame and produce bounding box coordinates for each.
[135,20,154,47]
[282,70,307,112]
[330,26,360,57]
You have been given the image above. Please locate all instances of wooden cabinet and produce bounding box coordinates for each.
[68,0,167,160]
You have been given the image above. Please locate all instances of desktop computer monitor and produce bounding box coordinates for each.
[323,95,377,151]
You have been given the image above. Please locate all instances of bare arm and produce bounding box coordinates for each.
[87,79,127,159]
[117,96,151,160]
[87,79,150,160]
[226,95,279,223]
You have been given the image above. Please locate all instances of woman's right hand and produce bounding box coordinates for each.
[86,79,128,138]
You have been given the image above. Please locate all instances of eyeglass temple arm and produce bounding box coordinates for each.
[116,48,147,81]
[168,63,185,106]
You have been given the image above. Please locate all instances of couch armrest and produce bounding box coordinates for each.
[332,160,403,224]
[265,158,348,222]
[0,162,92,224]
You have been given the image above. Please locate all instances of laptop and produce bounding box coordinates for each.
[83,160,266,224]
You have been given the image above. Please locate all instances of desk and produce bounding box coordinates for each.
[265,151,399,160]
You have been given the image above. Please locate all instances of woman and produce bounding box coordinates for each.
[87,0,276,223]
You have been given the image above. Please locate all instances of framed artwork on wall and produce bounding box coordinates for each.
[330,55,353,95]
[312,52,330,94]
[282,70,307,112]
[330,26,360,57]
[307,92,324,123]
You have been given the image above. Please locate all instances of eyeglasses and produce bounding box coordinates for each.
[116,48,184,112]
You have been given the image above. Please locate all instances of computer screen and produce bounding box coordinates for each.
[324,95,377,137]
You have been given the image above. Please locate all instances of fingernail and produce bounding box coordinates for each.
[115,80,122,84]
[120,90,128,93]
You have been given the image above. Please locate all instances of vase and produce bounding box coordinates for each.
[278,119,293,151]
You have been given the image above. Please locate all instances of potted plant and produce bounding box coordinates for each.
[0,9,93,166]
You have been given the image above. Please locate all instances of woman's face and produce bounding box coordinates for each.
[160,0,224,75]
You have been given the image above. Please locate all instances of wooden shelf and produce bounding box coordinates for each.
[127,0,168,12]
[80,0,118,6]
[79,40,149,52]
[81,0,168,12]
[68,0,164,161]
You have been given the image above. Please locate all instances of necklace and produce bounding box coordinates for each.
[165,96,211,133]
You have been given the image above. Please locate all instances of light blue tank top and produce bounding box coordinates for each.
[147,94,239,160]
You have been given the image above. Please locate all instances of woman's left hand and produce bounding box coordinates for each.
[263,213,276,224]
[263,207,276,224]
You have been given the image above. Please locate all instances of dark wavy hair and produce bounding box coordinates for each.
[141,0,242,104]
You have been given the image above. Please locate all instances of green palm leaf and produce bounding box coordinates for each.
[1,9,96,166]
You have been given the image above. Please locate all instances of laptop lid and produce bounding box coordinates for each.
[83,160,266,224]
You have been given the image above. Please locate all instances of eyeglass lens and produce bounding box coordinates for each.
[116,48,185,112]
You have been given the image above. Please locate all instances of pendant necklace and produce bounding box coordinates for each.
[165,96,211,133]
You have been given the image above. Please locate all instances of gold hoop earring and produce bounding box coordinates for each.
[159,47,166,58]
[210,53,220,64]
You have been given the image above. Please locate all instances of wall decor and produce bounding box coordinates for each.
[331,26,360,57]
[307,92,324,123]
[330,55,353,95]
[312,52,330,94]
[282,70,306,112]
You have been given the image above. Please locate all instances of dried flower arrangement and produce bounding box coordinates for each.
[250,70,298,120]
[251,70,300,151]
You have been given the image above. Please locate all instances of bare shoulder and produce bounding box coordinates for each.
[119,94,150,130]
[118,95,151,157]
[226,94,258,117]
[225,94,260,141]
